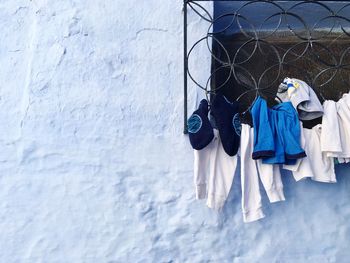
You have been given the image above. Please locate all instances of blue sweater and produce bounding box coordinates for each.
[251,96,306,164]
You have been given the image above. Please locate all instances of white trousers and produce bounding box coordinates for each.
[193,129,238,210]
[240,124,285,223]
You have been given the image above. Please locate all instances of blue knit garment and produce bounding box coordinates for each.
[250,96,306,164]
[187,99,214,150]
[211,94,241,156]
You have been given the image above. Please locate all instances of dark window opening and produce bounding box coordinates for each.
[211,1,350,127]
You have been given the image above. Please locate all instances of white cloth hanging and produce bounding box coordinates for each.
[283,123,312,181]
[334,94,350,158]
[193,129,238,210]
[284,125,336,183]
[240,124,285,223]
[320,100,342,155]
[320,93,350,163]
[305,125,336,183]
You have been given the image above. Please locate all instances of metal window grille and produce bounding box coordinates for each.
[184,0,350,133]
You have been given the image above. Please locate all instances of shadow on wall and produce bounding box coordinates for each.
[219,162,350,244]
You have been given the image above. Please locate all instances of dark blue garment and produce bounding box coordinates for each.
[251,96,306,164]
[211,94,241,156]
[187,99,214,150]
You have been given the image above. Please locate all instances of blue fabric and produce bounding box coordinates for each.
[251,96,306,164]
[232,113,241,136]
[266,109,286,164]
[187,99,214,150]
[188,114,202,134]
[211,94,240,156]
[251,96,275,159]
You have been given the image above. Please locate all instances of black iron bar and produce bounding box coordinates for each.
[184,0,189,134]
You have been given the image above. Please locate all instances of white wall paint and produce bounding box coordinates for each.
[1,1,350,262]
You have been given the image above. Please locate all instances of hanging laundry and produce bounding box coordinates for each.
[250,96,275,159]
[282,124,312,182]
[278,78,323,120]
[320,100,342,156]
[186,85,348,222]
[330,93,350,159]
[240,124,264,222]
[211,94,241,156]
[305,125,336,183]
[193,129,238,210]
[188,98,240,210]
[318,93,350,163]
[187,99,214,150]
[256,160,285,203]
[240,124,285,223]
[251,96,306,164]
[283,124,336,183]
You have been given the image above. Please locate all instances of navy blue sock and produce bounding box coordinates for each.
[187,99,214,150]
[211,94,241,156]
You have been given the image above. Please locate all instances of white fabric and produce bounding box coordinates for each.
[240,124,265,223]
[193,129,238,210]
[307,125,336,183]
[283,124,312,181]
[194,144,211,200]
[240,124,285,223]
[284,125,336,183]
[338,158,350,164]
[256,160,285,203]
[320,100,342,156]
[334,94,350,158]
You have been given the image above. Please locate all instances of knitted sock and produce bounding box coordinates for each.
[187,99,214,150]
[211,94,241,156]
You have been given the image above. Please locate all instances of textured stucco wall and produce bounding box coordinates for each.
[1,1,350,262]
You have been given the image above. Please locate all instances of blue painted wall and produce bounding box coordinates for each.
[1,0,350,262]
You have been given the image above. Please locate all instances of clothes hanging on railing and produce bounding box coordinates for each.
[320,100,342,156]
[283,124,336,183]
[324,93,350,161]
[240,124,285,223]
[189,96,240,210]
[278,78,324,121]
[211,94,241,156]
[187,99,214,150]
[187,78,350,223]
[194,129,238,210]
[251,96,306,165]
